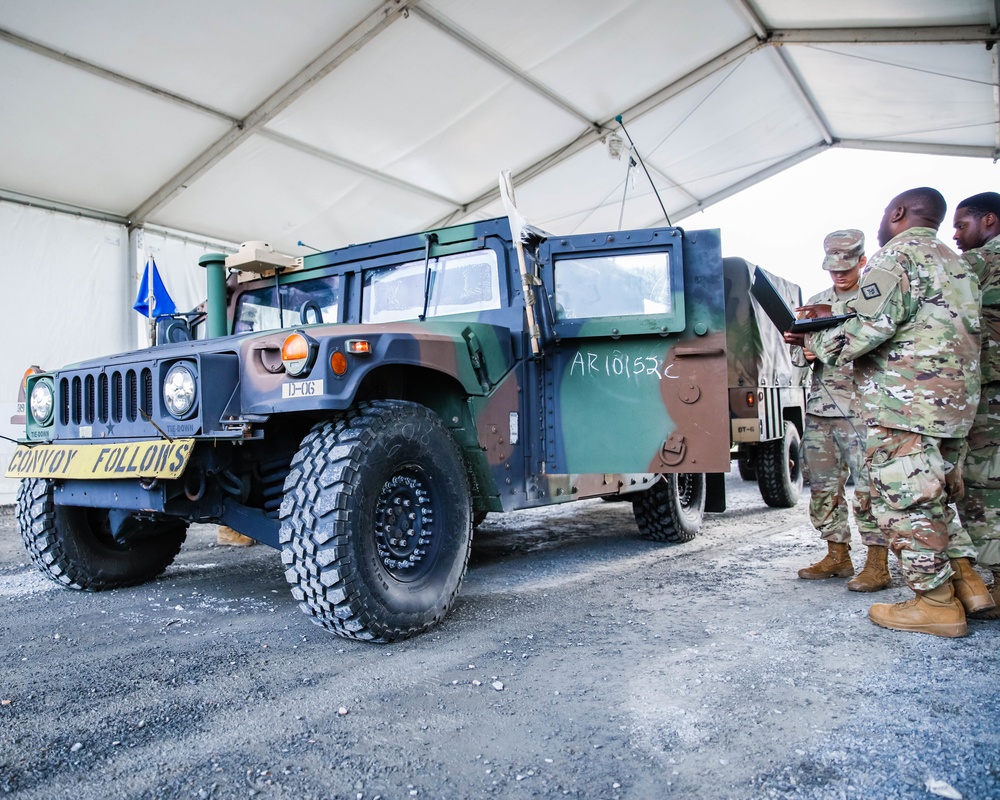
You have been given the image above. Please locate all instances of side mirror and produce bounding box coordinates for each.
[156,316,192,344]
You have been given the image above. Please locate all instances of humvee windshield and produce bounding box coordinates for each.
[362,249,500,323]
[235,276,341,333]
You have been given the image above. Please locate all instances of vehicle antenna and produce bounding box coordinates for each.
[615,115,671,226]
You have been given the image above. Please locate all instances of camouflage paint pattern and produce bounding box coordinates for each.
[15,216,735,540]
[809,227,981,590]
[725,259,809,393]
[963,236,1000,384]
[803,414,882,545]
[867,426,976,591]
[540,227,731,476]
[957,236,1000,566]
[800,284,880,545]
[724,259,808,448]
[803,285,858,418]
[808,227,981,437]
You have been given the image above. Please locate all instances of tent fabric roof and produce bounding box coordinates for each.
[0,0,997,253]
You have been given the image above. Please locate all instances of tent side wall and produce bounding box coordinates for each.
[0,201,134,502]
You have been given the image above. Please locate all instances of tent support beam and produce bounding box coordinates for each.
[433,24,1000,230]
[0,27,237,123]
[728,0,833,144]
[126,0,411,227]
[0,188,129,226]
[429,35,766,228]
[772,26,1000,45]
[772,48,833,144]
[408,4,604,133]
[836,138,999,159]
[257,130,463,208]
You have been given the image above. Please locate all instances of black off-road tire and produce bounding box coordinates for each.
[737,447,757,481]
[279,400,473,642]
[633,473,705,543]
[756,421,802,508]
[16,478,187,590]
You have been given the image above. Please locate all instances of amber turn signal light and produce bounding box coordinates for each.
[331,351,348,376]
[281,332,314,376]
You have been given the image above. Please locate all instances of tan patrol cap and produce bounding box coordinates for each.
[822,229,865,271]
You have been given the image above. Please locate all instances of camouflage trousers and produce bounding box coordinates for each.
[867,425,977,592]
[802,414,882,545]
[955,381,1000,568]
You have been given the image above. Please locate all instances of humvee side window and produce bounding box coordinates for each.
[362,249,500,323]
[235,276,341,333]
[554,252,671,320]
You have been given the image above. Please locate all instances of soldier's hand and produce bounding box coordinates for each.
[783,331,806,347]
[795,303,834,319]
[803,348,816,362]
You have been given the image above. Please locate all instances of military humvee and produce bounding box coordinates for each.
[8,217,803,642]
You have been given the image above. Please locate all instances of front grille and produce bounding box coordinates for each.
[112,371,123,422]
[126,370,137,422]
[72,376,82,425]
[84,374,95,424]
[141,368,153,418]
[97,373,108,422]
[59,377,69,426]
[58,364,157,437]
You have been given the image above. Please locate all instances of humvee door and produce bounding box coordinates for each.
[537,228,730,476]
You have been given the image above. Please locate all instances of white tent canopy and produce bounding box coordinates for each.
[1,0,997,246]
[1,0,998,500]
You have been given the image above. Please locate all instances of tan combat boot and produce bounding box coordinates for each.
[847,545,891,592]
[868,583,967,638]
[797,541,853,580]
[217,525,256,547]
[950,558,996,615]
[969,569,1000,620]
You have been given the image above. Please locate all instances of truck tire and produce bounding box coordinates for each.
[279,400,473,642]
[756,421,802,508]
[633,473,705,543]
[16,478,187,590]
[737,446,757,481]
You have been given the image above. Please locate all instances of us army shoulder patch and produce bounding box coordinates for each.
[854,266,899,316]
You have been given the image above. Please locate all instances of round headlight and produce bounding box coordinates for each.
[29,380,54,425]
[163,363,197,419]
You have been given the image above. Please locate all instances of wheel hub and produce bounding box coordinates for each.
[374,472,435,581]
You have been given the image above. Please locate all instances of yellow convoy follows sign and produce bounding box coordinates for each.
[5,439,195,480]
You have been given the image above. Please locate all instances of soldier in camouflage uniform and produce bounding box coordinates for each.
[797,230,889,590]
[806,187,994,637]
[952,191,1000,618]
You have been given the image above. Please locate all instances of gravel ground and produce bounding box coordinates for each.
[1,475,998,800]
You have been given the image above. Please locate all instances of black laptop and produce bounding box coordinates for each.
[750,266,855,333]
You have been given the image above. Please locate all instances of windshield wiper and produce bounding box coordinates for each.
[419,233,438,322]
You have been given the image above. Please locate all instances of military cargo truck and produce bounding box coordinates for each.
[8,217,804,641]
[723,257,808,505]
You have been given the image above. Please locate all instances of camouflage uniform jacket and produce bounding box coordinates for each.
[964,235,1000,384]
[804,285,859,418]
[808,226,981,438]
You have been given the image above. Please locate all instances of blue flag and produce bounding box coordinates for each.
[134,257,176,318]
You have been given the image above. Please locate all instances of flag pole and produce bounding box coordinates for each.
[147,254,155,346]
